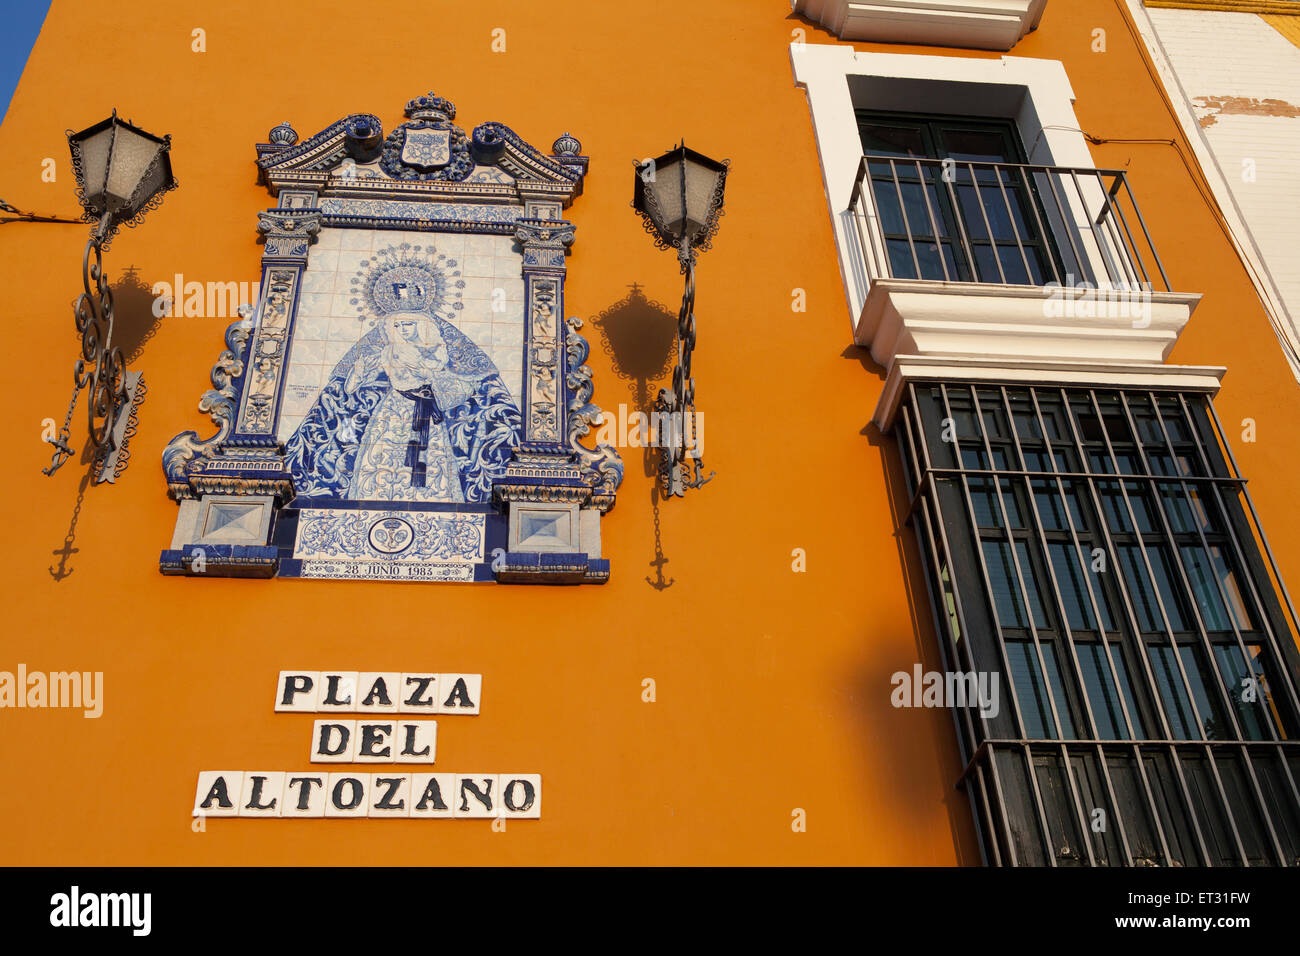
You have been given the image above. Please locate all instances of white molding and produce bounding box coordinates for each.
[874,356,1225,430]
[862,281,1202,425]
[793,0,1047,51]
[1124,0,1300,383]
[858,280,1201,361]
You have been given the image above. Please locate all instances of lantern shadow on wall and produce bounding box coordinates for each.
[48,265,165,582]
[590,283,679,589]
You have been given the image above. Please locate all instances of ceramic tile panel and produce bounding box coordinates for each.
[193,771,244,818]
[499,774,542,819]
[315,673,358,711]
[356,673,401,713]
[452,774,499,818]
[368,775,412,817]
[282,774,328,817]
[275,233,526,509]
[438,674,482,715]
[394,720,438,763]
[409,772,455,817]
[398,674,440,713]
[293,510,485,580]
[238,772,285,816]
[274,671,320,712]
[161,93,621,587]
[353,721,398,762]
[310,719,357,762]
[324,773,371,818]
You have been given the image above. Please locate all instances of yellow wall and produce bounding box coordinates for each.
[1,0,1298,865]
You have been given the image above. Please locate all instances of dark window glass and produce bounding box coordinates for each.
[982,539,1049,630]
[855,112,1058,284]
[1079,643,1133,739]
[1009,642,1055,739]
[1147,644,1197,739]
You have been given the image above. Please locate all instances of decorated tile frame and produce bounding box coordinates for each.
[160,93,622,584]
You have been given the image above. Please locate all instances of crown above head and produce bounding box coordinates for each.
[405,92,456,123]
[350,243,463,320]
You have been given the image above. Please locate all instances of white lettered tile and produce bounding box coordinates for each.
[438,674,482,715]
[409,772,455,818]
[354,721,397,762]
[274,671,319,712]
[368,774,412,818]
[453,774,499,818]
[398,673,440,714]
[498,774,542,819]
[238,772,285,817]
[316,672,358,711]
[193,771,243,818]
[325,773,371,818]
[282,774,328,817]
[356,672,400,713]
[310,719,356,762]
[394,720,437,764]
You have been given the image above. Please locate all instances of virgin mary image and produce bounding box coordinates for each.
[284,308,521,503]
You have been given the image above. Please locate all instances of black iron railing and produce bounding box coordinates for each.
[848,156,1172,292]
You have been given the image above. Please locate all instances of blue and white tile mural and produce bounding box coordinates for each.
[160,91,621,584]
[279,236,524,503]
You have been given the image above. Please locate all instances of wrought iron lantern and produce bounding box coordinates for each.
[631,142,729,497]
[44,111,177,481]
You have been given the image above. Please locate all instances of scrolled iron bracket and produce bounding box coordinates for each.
[43,215,145,482]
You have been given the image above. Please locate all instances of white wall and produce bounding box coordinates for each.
[1141,7,1300,374]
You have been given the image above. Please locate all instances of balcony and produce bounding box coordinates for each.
[850,157,1174,291]
[845,156,1205,423]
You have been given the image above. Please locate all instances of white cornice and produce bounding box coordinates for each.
[860,281,1208,427]
[874,356,1226,430]
[793,0,1048,51]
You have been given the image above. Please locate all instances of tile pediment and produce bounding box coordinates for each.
[255,91,586,206]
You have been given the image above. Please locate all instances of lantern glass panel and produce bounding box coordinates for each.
[680,159,723,239]
[76,125,114,203]
[106,127,163,214]
[651,153,687,238]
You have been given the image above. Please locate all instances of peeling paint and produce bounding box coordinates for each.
[1194,94,1300,127]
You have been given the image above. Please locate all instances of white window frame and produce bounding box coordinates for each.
[790,43,1214,429]
[792,45,1097,328]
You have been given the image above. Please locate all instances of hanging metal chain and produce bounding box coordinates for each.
[657,239,716,497]
[44,216,127,476]
[42,375,82,475]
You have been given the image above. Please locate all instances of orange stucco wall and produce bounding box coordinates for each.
[0,0,1297,865]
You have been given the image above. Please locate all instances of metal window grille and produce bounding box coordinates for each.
[894,381,1300,866]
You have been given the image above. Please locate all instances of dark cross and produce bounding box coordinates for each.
[49,537,79,581]
[645,552,674,591]
[50,472,90,581]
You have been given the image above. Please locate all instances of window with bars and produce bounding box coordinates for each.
[894,381,1300,866]
[856,112,1060,284]
[849,110,1173,291]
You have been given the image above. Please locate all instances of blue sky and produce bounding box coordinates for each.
[0,0,52,126]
